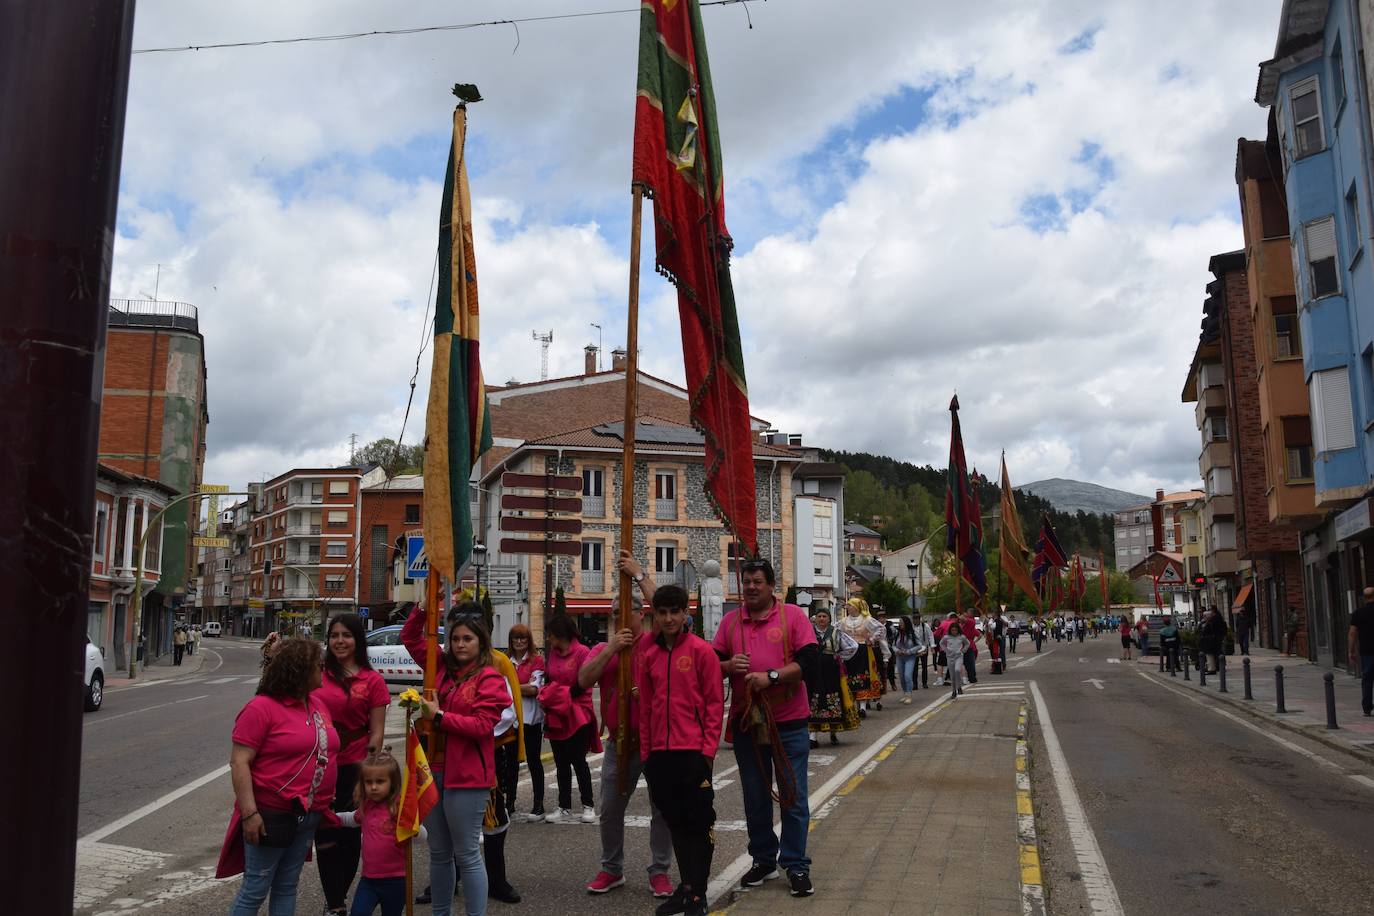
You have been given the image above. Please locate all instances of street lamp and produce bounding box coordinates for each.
[906,558,919,615]
[472,542,488,597]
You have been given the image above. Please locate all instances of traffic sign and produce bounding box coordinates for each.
[358,606,370,619]
[501,494,582,513]
[500,537,580,557]
[1159,565,1183,583]
[500,516,583,535]
[406,535,428,578]
[501,472,583,492]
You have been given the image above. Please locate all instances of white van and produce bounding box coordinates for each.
[204,621,222,637]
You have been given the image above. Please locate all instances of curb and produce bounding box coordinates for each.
[106,648,208,689]
[1146,669,1374,769]
[1016,700,1046,916]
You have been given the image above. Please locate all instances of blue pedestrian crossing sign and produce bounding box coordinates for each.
[406,535,428,578]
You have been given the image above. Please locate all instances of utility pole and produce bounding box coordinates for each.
[349,432,359,465]
[0,3,137,910]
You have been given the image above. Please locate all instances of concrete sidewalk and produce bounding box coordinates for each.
[1141,645,1374,766]
[717,688,1033,916]
[105,645,208,688]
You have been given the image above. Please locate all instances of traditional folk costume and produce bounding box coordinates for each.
[808,622,860,739]
[839,599,888,706]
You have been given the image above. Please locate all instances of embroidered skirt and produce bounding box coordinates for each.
[809,655,860,733]
[844,644,883,701]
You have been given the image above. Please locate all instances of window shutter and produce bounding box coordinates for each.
[1306,217,1337,262]
[1313,367,1355,452]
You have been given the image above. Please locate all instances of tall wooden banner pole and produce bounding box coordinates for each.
[615,186,644,794]
[405,709,415,916]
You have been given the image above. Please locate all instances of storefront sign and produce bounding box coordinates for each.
[1334,498,1372,541]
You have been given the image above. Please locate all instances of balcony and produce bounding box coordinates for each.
[1198,440,1231,476]
[1202,495,1235,528]
[1194,387,1226,426]
[654,498,677,521]
[286,525,322,537]
[581,569,605,593]
[287,492,325,507]
[281,587,316,598]
[1203,549,1237,576]
[583,495,605,518]
[286,554,321,567]
[108,299,199,334]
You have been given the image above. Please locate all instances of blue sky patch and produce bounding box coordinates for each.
[1059,25,1101,55]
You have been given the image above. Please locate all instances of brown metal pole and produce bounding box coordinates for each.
[0,2,137,909]
[615,186,644,793]
[421,570,440,757]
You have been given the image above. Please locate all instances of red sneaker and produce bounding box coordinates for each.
[650,873,674,898]
[586,871,626,894]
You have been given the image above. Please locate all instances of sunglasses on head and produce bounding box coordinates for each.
[740,560,770,572]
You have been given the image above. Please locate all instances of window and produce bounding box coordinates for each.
[326,541,348,558]
[654,542,677,575]
[328,510,349,527]
[802,478,820,495]
[311,482,324,502]
[325,574,347,590]
[581,540,603,571]
[727,541,744,583]
[1332,38,1346,112]
[219,557,231,572]
[1204,415,1229,442]
[329,481,350,496]
[813,551,833,578]
[1310,367,1356,452]
[1206,466,1233,497]
[404,504,421,524]
[1305,216,1339,297]
[582,467,603,497]
[94,505,108,558]
[1291,78,1324,159]
[1283,416,1314,481]
[654,471,677,520]
[813,513,831,541]
[219,583,231,598]
[1273,297,1301,358]
[1347,182,1362,262]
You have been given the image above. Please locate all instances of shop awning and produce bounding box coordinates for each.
[1231,583,1253,611]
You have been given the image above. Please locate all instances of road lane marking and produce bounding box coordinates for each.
[83,695,210,726]
[706,691,952,907]
[1015,698,1045,916]
[1083,679,1105,690]
[1011,650,1054,669]
[82,763,231,843]
[1028,681,1124,916]
[202,676,237,684]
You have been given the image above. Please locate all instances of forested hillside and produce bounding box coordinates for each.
[822,449,1116,567]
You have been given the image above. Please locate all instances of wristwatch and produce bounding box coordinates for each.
[767,669,780,685]
[634,572,645,583]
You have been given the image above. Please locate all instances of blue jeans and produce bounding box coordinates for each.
[897,654,916,692]
[230,810,322,916]
[732,723,811,875]
[425,784,488,916]
[350,875,406,916]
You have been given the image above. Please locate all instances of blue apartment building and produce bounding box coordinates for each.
[1257,0,1374,667]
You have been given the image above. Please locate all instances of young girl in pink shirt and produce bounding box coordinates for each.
[337,750,407,916]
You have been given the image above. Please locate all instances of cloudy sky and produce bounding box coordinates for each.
[112,0,1281,497]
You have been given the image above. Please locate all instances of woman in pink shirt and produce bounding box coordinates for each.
[220,637,340,915]
[542,614,597,823]
[312,613,391,916]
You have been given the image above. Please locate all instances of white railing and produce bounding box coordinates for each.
[582,570,605,592]
[654,498,677,520]
[584,495,605,517]
[286,525,322,536]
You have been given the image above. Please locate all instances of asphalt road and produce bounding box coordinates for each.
[1023,632,1374,916]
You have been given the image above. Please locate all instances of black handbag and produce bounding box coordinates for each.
[253,807,303,848]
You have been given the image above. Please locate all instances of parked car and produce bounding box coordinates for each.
[204,621,222,637]
[85,638,105,711]
[367,624,444,686]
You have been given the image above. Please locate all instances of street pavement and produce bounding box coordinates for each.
[74,631,1374,915]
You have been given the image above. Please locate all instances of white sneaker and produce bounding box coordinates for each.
[546,807,572,824]
[902,695,912,705]
[580,805,597,824]
[934,677,944,687]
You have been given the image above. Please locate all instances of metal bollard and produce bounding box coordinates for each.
[1199,657,1207,686]
[1219,655,1228,693]
[1243,657,1252,700]
[1159,648,1164,672]
[1324,672,1338,729]
[1275,665,1286,713]
[1184,652,1191,681]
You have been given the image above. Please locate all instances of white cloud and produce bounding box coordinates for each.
[114,0,1280,495]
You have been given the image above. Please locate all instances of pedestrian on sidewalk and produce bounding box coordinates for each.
[808,606,859,747]
[1200,607,1227,675]
[334,749,408,916]
[1348,586,1374,717]
[543,613,599,824]
[1235,610,1251,656]
[1118,616,1133,661]
[576,561,675,900]
[1134,617,1149,657]
[1031,617,1044,652]
[939,623,970,699]
[509,625,546,822]
[1159,617,1180,672]
[639,584,725,916]
[958,609,980,684]
[312,613,390,916]
[218,637,338,914]
[1008,616,1020,654]
[713,558,820,899]
[893,616,920,703]
[839,598,886,716]
[912,613,934,689]
[931,613,953,687]
[173,625,187,665]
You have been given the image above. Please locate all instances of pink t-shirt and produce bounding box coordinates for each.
[712,601,818,724]
[357,799,405,878]
[312,668,390,766]
[232,694,340,813]
[587,632,653,731]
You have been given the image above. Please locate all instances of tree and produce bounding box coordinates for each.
[353,437,424,477]
[554,586,567,616]
[862,577,912,617]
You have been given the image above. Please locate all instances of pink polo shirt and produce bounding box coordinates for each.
[357,799,405,878]
[712,600,817,724]
[312,668,390,766]
[232,694,339,813]
[587,631,653,732]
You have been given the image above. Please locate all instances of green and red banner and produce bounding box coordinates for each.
[945,395,987,596]
[424,104,493,582]
[632,0,757,553]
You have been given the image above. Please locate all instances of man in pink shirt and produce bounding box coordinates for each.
[711,557,820,899]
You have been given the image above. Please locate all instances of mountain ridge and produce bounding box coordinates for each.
[1017,478,1149,516]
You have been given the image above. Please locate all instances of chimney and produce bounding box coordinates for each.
[584,344,598,376]
[611,348,628,371]
[1150,488,1165,553]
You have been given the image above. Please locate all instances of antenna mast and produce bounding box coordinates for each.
[532,329,553,380]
